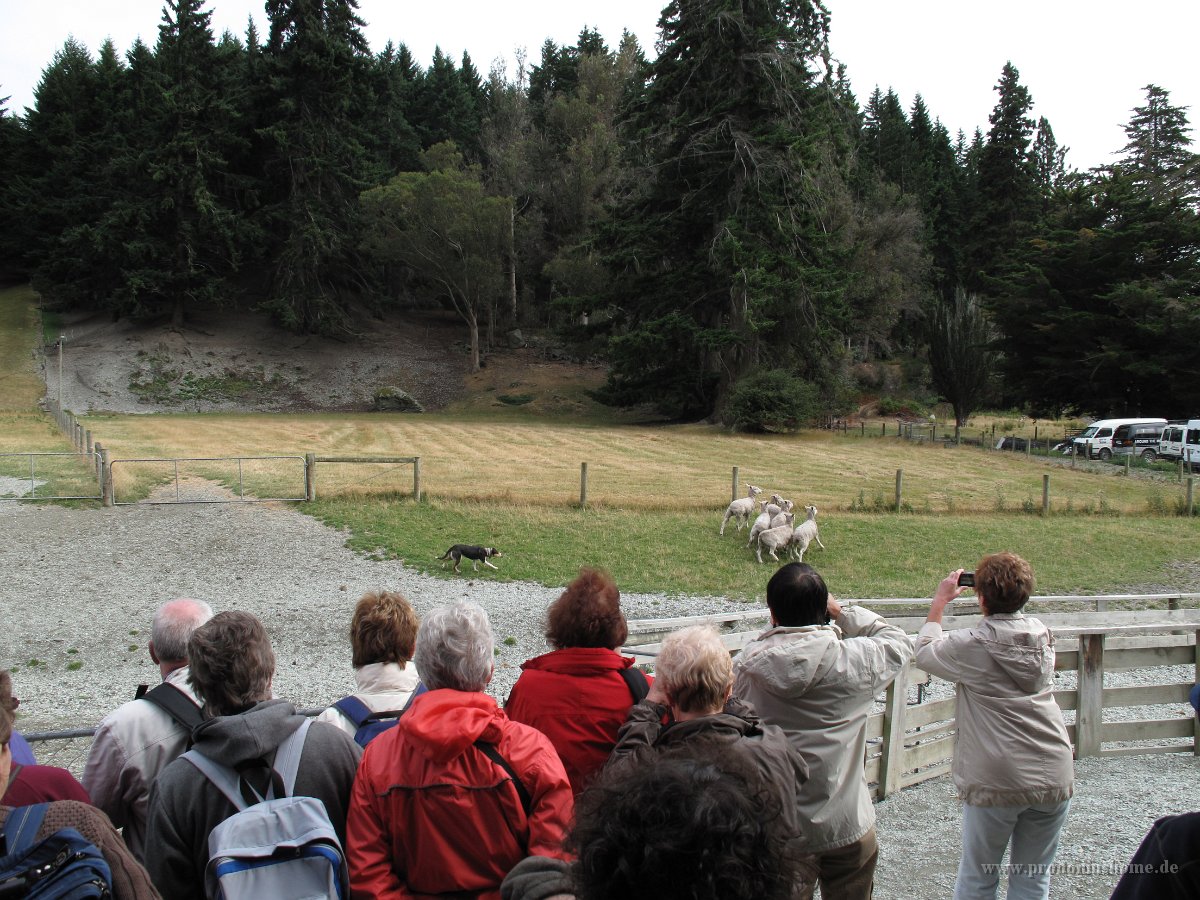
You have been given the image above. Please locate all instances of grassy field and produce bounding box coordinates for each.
[2,284,1197,597]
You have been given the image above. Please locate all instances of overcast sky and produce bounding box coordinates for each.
[1,0,1196,172]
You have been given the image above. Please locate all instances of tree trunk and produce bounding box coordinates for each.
[508,207,518,327]
[467,309,481,372]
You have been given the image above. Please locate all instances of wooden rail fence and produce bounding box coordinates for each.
[623,594,1200,800]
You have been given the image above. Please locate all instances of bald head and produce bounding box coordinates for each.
[151,598,214,666]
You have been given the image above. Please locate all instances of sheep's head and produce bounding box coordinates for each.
[781,499,794,512]
[806,505,818,520]
[747,484,763,498]
[770,493,784,506]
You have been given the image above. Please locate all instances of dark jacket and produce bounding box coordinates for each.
[608,696,810,848]
[506,646,652,796]
[143,699,361,900]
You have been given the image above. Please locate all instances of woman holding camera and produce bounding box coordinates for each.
[916,552,1074,900]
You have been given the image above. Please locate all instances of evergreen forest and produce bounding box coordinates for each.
[1,0,1197,423]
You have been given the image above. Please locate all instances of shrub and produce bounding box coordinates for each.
[725,370,820,433]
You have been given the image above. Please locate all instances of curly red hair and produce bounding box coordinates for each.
[545,568,628,650]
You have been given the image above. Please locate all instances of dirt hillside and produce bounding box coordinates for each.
[45,305,611,417]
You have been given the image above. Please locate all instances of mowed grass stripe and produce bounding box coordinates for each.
[74,411,1192,517]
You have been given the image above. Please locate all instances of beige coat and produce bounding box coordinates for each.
[81,666,201,861]
[314,661,422,738]
[915,613,1074,807]
[732,607,913,853]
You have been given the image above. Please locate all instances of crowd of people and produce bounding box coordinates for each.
[2,555,1197,899]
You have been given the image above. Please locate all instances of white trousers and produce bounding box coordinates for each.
[953,799,1071,900]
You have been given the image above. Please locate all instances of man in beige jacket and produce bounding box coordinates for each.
[915,553,1073,900]
[82,597,212,860]
[733,562,912,900]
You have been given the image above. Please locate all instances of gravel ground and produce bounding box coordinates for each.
[2,497,1196,900]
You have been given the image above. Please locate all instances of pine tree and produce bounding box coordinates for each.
[1030,116,1067,191]
[1119,84,1194,179]
[968,62,1038,286]
[600,0,850,419]
[257,0,374,330]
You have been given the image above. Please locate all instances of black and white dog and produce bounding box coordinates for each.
[437,544,503,574]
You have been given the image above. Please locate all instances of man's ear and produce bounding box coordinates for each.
[148,640,160,665]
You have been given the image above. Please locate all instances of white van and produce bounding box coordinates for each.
[1157,421,1200,467]
[1072,417,1167,460]
[1186,420,1200,471]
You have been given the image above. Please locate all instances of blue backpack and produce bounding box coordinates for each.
[0,803,113,898]
[333,683,427,748]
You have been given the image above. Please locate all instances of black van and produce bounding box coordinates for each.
[1113,422,1167,460]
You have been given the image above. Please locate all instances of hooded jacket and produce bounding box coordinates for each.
[506,646,652,796]
[915,612,1073,807]
[732,606,913,853]
[347,688,573,900]
[142,699,362,900]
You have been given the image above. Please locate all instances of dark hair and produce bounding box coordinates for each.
[976,552,1035,614]
[570,744,797,900]
[0,670,15,745]
[188,611,275,716]
[766,563,829,627]
[350,590,419,668]
[545,568,628,650]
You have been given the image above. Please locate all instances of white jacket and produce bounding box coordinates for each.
[314,661,422,737]
[732,607,913,853]
[915,613,1073,807]
[81,666,201,861]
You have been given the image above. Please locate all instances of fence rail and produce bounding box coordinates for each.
[109,456,308,505]
[0,451,102,501]
[623,598,1200,800]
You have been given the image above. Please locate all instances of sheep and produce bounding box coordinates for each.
[769,501,793,529]
[746,500,774,548]
[789,505,826,563]
[755,514,795,563]
[720,484,763,535]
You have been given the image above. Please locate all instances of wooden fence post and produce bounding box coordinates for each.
[1075,634,1105,758]
[580,462,589,507]
[1187,478,1195,517]
[894,469,903,512]
[304,453,316,502]
[413,456,421,502]
[1042,474,1050,516]
[878,665,910,798]
[882,423,886,437]
[1124,454,1131,475]
[100,447,113,507]
[731,466,739,503]
[1072,444,1077,468]
[92,441,103,481]
[1194,628,1200,757]
[85,430,93,456]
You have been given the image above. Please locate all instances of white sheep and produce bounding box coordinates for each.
[755,514,795,563]
[789,505,826,562]
[746,501,774,548]
[720,484,763,535]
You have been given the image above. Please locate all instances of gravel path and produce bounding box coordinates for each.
[2,497,1196,899]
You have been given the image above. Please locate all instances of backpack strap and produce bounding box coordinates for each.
[335,683,428,727]
[1,803,49,856]
[473,741,532,817]
[619,667,650,705]
[142,683,204,735]
[181,719,311,809]
[332,695,372,729]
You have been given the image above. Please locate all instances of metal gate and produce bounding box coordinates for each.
[109,456,308,505]
[0,452,102,501]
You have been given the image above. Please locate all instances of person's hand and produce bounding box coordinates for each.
[645,678,670,706]
[826,595,842,620]
[933,569,968,609]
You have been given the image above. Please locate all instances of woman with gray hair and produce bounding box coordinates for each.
[347,600,574,898]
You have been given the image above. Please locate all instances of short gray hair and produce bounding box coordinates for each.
[657,625,733,714]
[414,601,494,692]
[152,598,214,663]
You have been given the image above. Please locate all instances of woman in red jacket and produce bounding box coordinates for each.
[506,567,652,796]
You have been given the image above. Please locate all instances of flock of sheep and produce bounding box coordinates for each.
[720,484,825,564]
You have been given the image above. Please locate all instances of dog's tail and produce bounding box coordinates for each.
[436,548,452,560]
